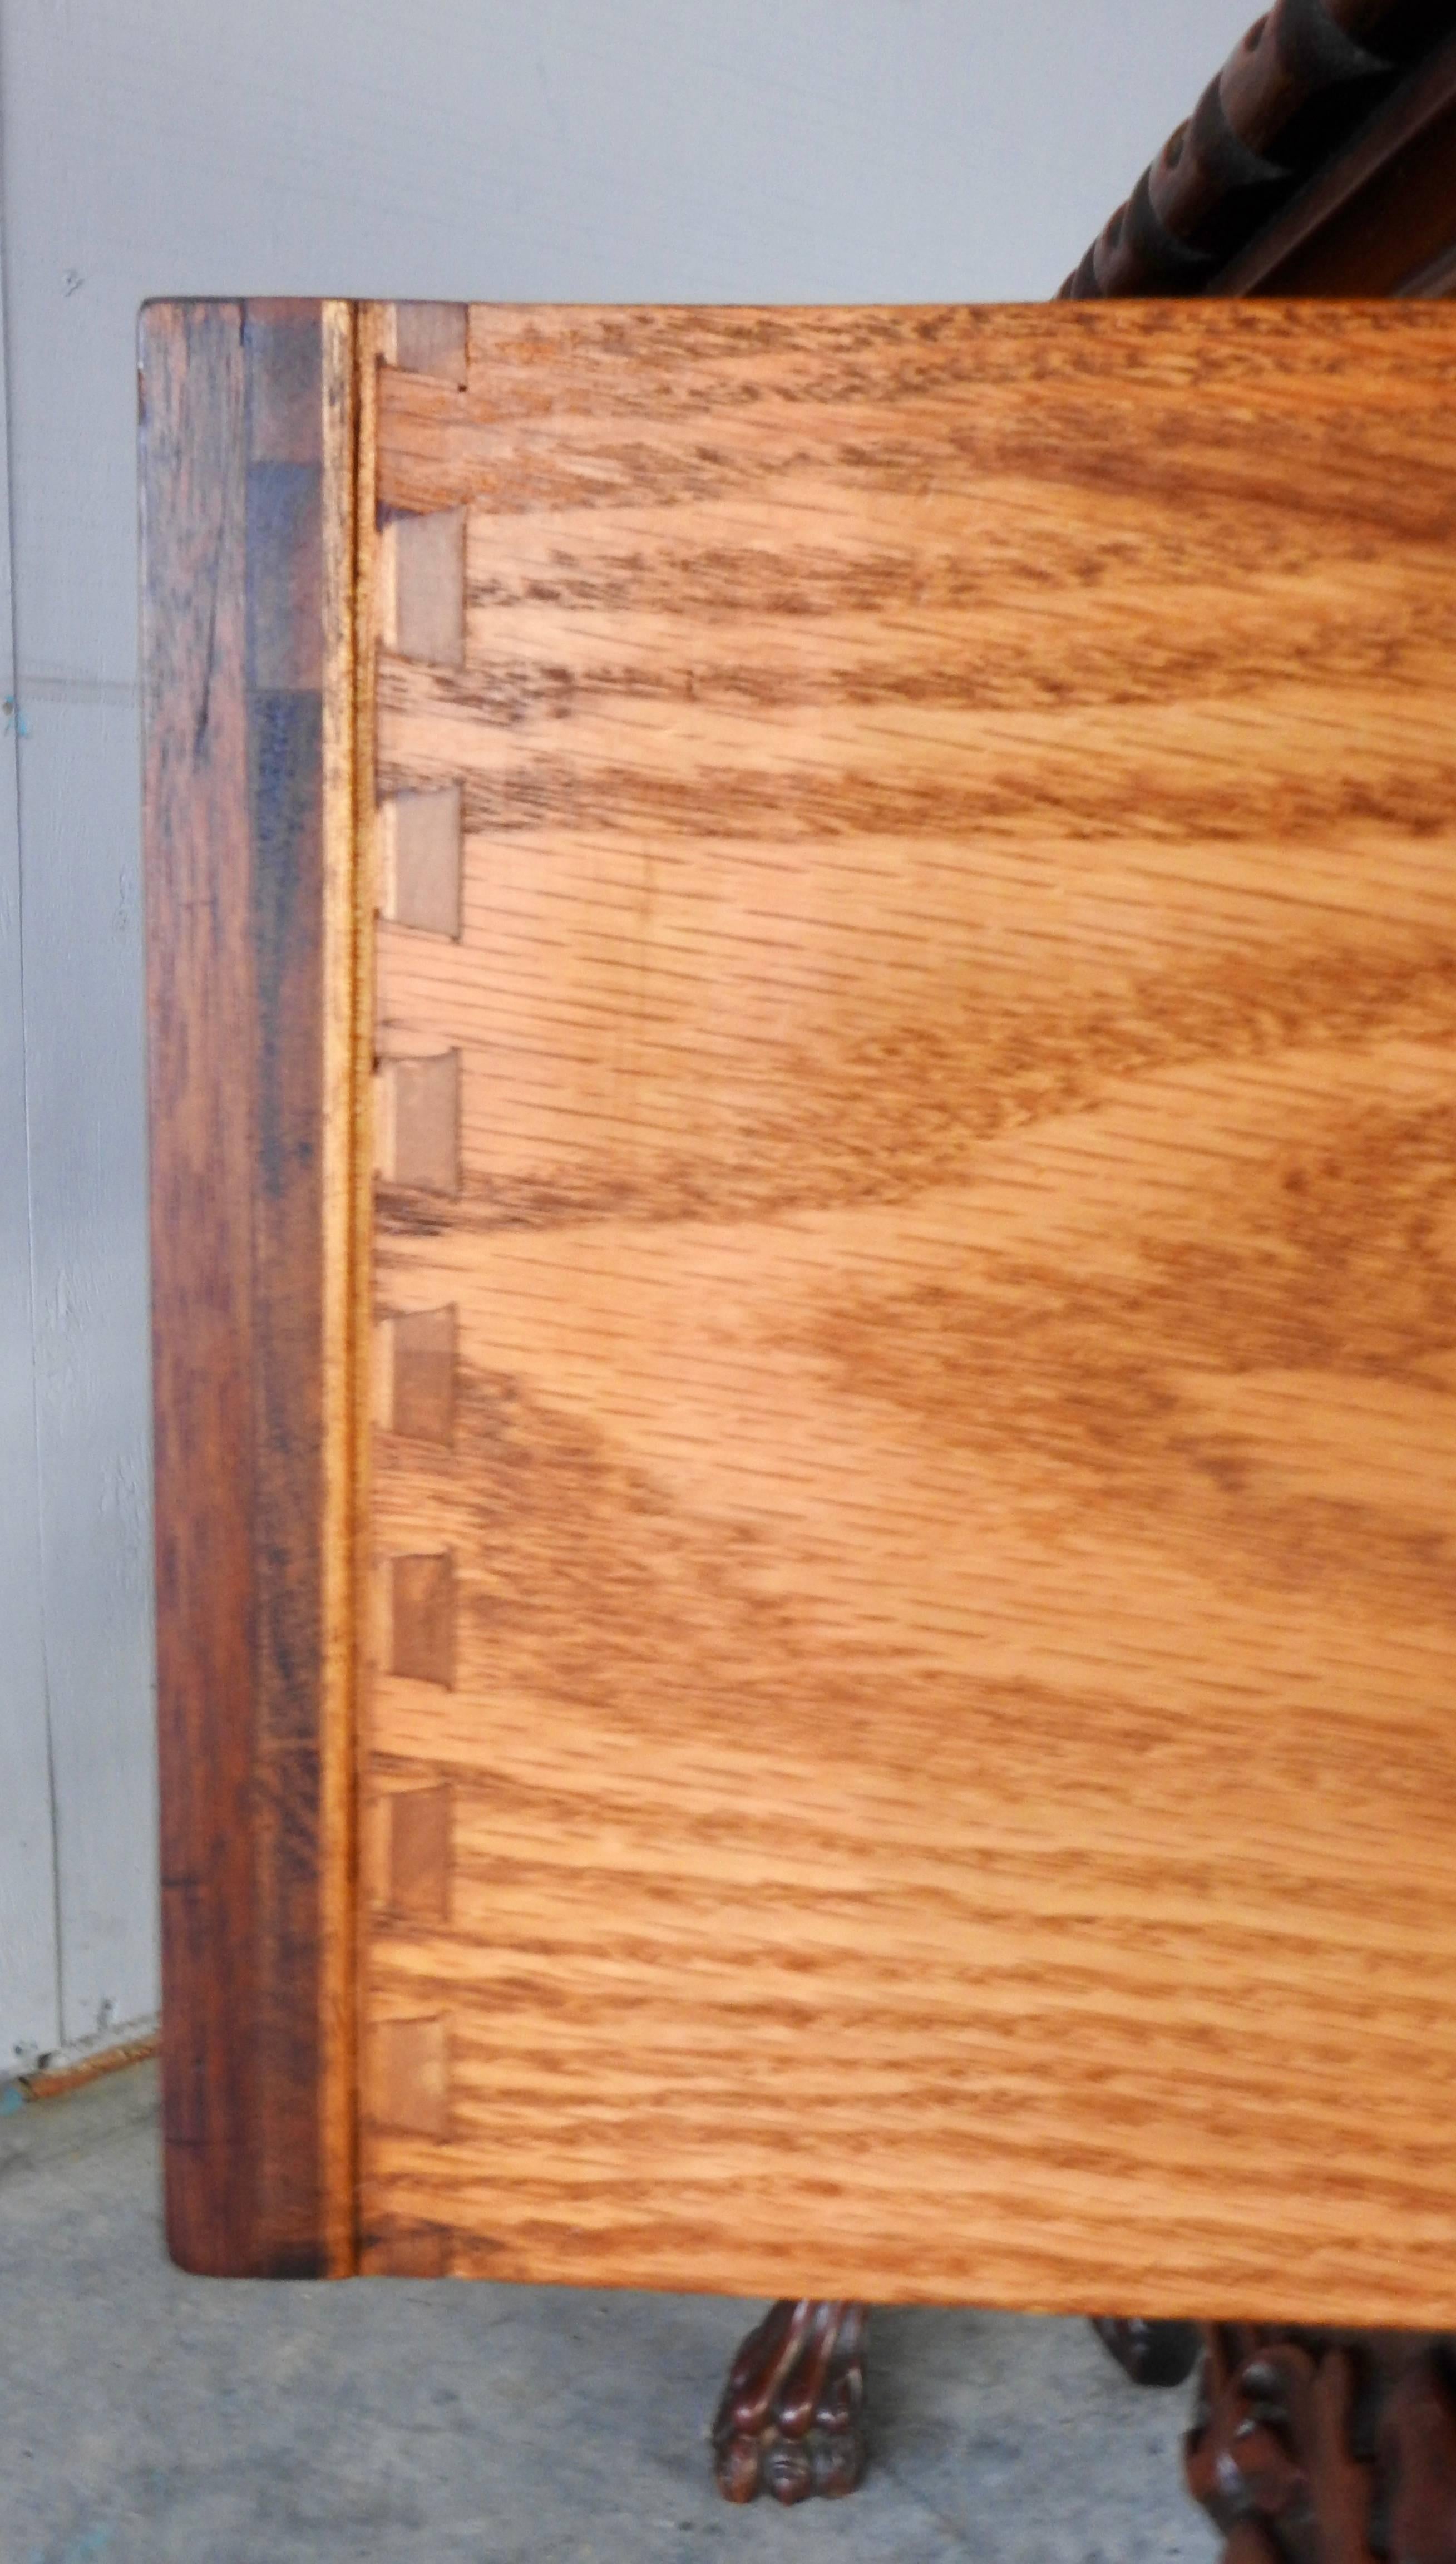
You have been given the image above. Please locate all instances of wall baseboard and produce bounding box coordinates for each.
[3,2018,160,2108]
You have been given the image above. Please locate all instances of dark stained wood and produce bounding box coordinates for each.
[1091,2318,1202,2392]
[142,298,346,2276]
[141,299,256,2274]
[1060,0,1456,300]
[1184,2325,1456,2563]
[1212,28,1456,293]
[246,302,332,2276]
[712,2302,869,2504]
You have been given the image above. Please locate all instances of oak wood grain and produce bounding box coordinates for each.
[358,302,1456,2317]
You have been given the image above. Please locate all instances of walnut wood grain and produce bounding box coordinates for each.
[142,299,255,2275]
[142,299,358,2276]
[357,302,1456,2316]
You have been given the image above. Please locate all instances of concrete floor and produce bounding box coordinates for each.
[1,2061,1215,2564]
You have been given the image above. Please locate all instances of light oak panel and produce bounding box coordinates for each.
[361,305,1456,2316]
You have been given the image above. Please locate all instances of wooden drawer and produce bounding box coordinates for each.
[142,298,1456,2312]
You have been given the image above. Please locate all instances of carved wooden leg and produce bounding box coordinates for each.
[710,2306,1191,2505]
[1090,2316,1202,2388]
[711,2299,868,2503]
[1183,2324,1456,2564]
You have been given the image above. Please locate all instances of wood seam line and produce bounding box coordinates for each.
[366,307,466,2196]
[319,298,359,2278]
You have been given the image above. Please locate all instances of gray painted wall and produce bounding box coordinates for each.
[0,224,57,2067]
[0,0,1255,2067]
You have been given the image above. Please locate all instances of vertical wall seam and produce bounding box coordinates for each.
[0,129,63,2055]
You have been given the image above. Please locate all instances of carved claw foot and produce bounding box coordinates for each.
[1184,2325,1456,2564]
[712,2299,869,2503]
[1091,2316,1202,2389]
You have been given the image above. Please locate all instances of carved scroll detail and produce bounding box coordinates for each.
[1184,2325,1456,2564]
[1059,0,1452,299]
